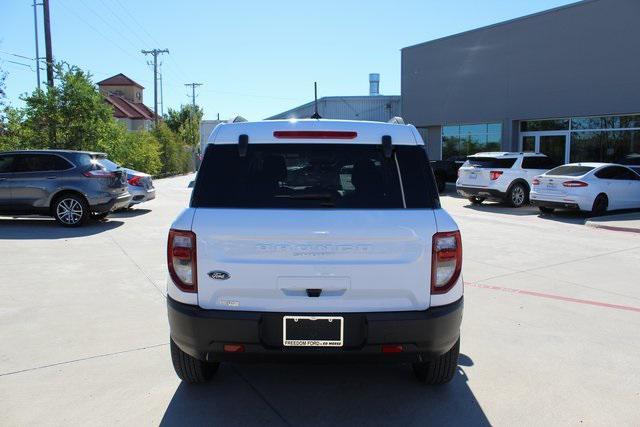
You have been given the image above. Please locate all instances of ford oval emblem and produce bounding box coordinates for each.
[208,270,230,280]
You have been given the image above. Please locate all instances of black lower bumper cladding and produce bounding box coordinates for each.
[168,296,463,362]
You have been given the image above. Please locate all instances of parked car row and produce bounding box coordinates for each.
[454,151,640,215]
[0,150,155,227]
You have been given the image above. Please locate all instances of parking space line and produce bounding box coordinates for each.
[466,283,640,313]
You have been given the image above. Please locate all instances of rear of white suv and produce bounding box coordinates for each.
[167,120,463,385]
[456,152,558,207]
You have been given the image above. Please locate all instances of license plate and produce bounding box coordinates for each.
[468,172,477,180]
[283,316,343,347]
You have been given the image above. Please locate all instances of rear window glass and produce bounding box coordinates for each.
[192,144,437,209]
[546,166,595,176]
[466,157,517,168]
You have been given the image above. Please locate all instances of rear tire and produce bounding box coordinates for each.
[538,206,554,214]
[53,194,89,227]
[170,338,219,384]
[468,197,484,205]
[590,194,608,217]
[413,338,460,385]
[507,183,528,208]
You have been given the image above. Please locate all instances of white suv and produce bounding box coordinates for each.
[456,152,558,207]
[167,119,464,385]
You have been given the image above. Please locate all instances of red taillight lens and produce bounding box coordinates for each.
[563,180,588,187]
[532,178,540,186]
[128,176,143,186]
[431,231,462,294]
[489,171,503,181]
[273,131,357,139]
[382,344,404,353]
[168,229,197,293]
[223,344,245,353]
[83,170,116,178]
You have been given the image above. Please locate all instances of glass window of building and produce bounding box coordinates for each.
[520,119,569,132]
[441,123,502,160]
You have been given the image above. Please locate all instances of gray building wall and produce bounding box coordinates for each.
[267,96,401,122]
[401,0,640,157]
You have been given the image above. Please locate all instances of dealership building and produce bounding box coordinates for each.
[402,0,640,165]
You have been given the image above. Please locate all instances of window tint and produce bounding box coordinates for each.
[522,156,558,170]
[13,154,72,173]
[466,157,517,169]
[0,155,16,173]
[192,144,437,209]
[546,165,594,176]
[595,166,638,180]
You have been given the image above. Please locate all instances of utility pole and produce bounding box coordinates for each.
[42,0,54,87]
[158,61,164,116]
[184,82,203,108]
[141,48,169,125]
[32,0,43,90]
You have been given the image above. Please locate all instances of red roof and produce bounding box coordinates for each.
[104,94,156,120]
[97,73,144,89]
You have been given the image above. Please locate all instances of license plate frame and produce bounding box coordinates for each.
[282,316,344,347]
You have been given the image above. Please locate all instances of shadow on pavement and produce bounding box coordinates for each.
[0,217,123,239]
[110,208,152,218]
[161,358,489,427]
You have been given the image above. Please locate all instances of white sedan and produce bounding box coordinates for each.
[530,163,640,215]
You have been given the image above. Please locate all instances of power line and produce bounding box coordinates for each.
[185,83,203,107]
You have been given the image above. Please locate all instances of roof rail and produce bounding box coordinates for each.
[388,117,405,125]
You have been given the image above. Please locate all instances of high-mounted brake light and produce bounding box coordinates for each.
[83,170,116,178]
[128,176,144,187]
[168,229,197,293]
[489,171,503,181]
[563,180,588,187]
[431,231,462,294]
[532,178,540,186]
[273,131,357,139]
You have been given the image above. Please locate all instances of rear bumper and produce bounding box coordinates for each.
[128,186,156,205]
[456,185,505,200]
[91,192,132,213]
[530,199,580,210]
[168,296,463,363]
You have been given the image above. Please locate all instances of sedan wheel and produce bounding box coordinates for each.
[54,195,88,227]
[590,194,608,217]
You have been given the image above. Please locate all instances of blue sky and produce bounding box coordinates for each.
[1,0,576,120]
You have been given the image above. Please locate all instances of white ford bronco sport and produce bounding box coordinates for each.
[167,119,463,384]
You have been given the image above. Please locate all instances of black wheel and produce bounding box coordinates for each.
[53,194,89,227]
[170,338,219,384]
[590,194,608,217]
[436,173,446,193]
[507,183,528,208]
[413,338,460,385]
[468,197,485,205]
[91,212,110,221]
[538,206,555,214]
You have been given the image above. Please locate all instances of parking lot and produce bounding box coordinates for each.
[1,174,639,426]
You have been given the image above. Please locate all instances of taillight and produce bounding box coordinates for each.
[83,170,116,178]
[532,178,540,186]
[168,229,197,293]
[128,176,144,187]
[489,171,503,181]
[431,231,462,294]
[563,180,588,187]
[273,131,357,139]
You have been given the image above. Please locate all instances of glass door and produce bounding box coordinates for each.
[539,135,568,165]
[520,132,569,164]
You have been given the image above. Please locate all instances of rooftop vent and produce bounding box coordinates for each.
[369,73,380,96]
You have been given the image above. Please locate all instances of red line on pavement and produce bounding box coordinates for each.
[466,282,640,313]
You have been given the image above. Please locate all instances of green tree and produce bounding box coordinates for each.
[154,121,190,175]
[164,104,203,148]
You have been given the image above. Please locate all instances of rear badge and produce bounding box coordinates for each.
[208,270,230,280]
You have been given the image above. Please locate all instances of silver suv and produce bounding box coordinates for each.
[0,150,131,226]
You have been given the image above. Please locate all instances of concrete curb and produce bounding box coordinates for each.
[585,212,640,234]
